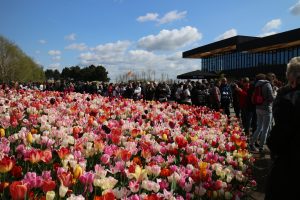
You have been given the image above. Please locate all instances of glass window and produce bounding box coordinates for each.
[280,51,284,64]
[228,53,232,69]
[273,51,280,64]
[293,48,298,58]
[249,53,253,67]
[268,51,272,65]
[285,50,289,63]
[288,49,293,60]
[225,54,229,70]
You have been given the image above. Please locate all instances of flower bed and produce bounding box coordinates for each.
[0,89,255,200]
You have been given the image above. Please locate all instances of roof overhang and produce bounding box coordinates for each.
[183,36,258,59]
[239,28,300,52]
[183,28,300,58]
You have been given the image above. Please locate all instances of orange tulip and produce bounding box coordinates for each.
[57,147,70,160]
[26,150,42,164]
[41,149,52,163]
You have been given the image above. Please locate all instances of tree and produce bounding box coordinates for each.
[45,69,61,80]
[0,35,45,82]
[60,65,110,82]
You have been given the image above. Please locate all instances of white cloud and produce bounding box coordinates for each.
[79,40,131,65]
[52,56,61,61]
[137,13,159,22]
[65,43,88,51]
[262,19,281,33]
[78,40,201,82]
[49,63,61,69]
[258,31,277,37]
[137,26,201,51]
[35,50,41,54]
[48,50,61,56]
[64,33,76,41]
[158,10,187,24]
[38,39,47,44]
[290,0,300,15]
[215,29,238,41]
[137,10,187,24]
[91,40,130,53]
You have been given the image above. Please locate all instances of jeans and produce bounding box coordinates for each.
[251,109,272,149]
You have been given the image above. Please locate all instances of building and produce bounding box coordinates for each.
[182,28,300,79]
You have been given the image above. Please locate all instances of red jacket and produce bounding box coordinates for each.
[237,86,249,109]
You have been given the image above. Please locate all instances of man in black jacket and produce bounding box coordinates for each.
[265,57,300,200]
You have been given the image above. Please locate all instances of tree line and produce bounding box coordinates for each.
[45,65,110,82]
[0,35,45,82]
[0,35,110,83]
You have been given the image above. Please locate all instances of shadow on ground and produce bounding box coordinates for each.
[249,151,273,200]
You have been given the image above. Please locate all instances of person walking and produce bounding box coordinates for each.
[265,57,300,200]
[249,73,275,153]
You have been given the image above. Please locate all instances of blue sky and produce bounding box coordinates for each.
[1,0,300,81]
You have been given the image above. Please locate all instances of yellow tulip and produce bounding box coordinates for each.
[0,128,5,137]
[162,133,168,141]
[132,165,148,181]
[73,165,83,179]
[27,132,33,144]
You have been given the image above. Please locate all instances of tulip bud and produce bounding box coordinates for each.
[162,134,168,141]
[59,184,68,198]
[73,165,83,179]
[46,191,55,200]
[0,128,5,137]
[27,132,33,144]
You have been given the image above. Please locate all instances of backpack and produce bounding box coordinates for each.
[251,82,267,105]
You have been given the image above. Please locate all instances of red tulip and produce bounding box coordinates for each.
[120,149,131,161]
[58,171,73,187]
[145,194,163,200]
[160,168,172,177]
[94,192,115,200]
[10,165,22,178]
[175,135,188,148]
[26,149,42,164]
[42,180,56,192]
[57,147,70,160]
[0,156,14,173]
[73,126,81,136]
[9,181,27,200]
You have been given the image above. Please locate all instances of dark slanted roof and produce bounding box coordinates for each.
[239,28,300,52]
[182,36,258,58]
[177,70,219,79]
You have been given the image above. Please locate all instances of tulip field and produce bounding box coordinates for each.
[0,89,255,200]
